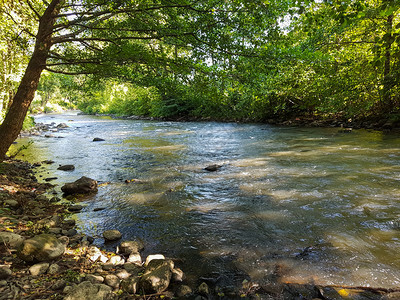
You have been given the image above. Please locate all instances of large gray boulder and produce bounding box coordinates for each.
[61,176,98,195]
[64,281,113,300]
[17,234,65,262]
[139,259,174,293]
[0,232,25,249]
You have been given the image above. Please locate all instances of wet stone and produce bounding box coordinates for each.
[118,240,144,255]
[198,282,210,295]
[176,285,193,297]
[57,165,75,171]
[103,230,122,241]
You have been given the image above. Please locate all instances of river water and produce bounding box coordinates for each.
[11,111,400,288]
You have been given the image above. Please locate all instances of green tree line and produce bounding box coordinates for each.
[0,0,399,160]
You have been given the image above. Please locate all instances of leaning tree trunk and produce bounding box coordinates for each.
[0,0,61,161]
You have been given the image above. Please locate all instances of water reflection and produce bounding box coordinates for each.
[10,112,400,288]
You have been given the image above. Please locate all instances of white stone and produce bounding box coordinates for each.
[144,254,165,266]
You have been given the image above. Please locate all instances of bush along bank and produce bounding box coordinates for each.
[1,159,400,300]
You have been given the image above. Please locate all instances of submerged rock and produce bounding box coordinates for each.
[61,176,98,195]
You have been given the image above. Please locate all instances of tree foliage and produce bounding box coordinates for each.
[0,0,399,160]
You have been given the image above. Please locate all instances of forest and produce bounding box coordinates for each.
[1,1,399,151]
[1,1,400,299]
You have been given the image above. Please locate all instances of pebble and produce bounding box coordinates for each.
[29,262,49,276]
[198,282,210,295]
[127,253,141,264]
[48,263,60,275]
[116,269,131,280]
[109,255,124,265]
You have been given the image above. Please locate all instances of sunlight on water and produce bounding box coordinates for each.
[10,112,400,289]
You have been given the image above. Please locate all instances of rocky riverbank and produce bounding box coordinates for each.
[81,112,400,132]
[0,159,198,299]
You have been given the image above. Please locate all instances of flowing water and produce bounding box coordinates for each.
[11,111,400,288]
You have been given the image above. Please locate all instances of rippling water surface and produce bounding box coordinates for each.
[11,112,400,288]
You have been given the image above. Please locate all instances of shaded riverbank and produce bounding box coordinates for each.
[83,111,400,132]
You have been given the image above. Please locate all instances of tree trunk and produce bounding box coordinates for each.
[0,0,62,161]
[382,14,394,113]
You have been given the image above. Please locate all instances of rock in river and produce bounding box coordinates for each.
[103,230,122,242]
[117,240,144,255]
[57,164,75,171]
[204,164,222,172]
[61,176,98,195]
[93,137,105,142]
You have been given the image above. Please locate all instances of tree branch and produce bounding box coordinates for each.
[25,0,41,20]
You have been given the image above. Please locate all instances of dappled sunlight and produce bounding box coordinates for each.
[125,192,164,204]
[186,201,234,213]
[219,169,269,180]
[231,157,271,167]
[326,233,374,256]
[158,130,195,136]
[148,144,187,152]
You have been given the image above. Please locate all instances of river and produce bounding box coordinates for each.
[10,111,400,288]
